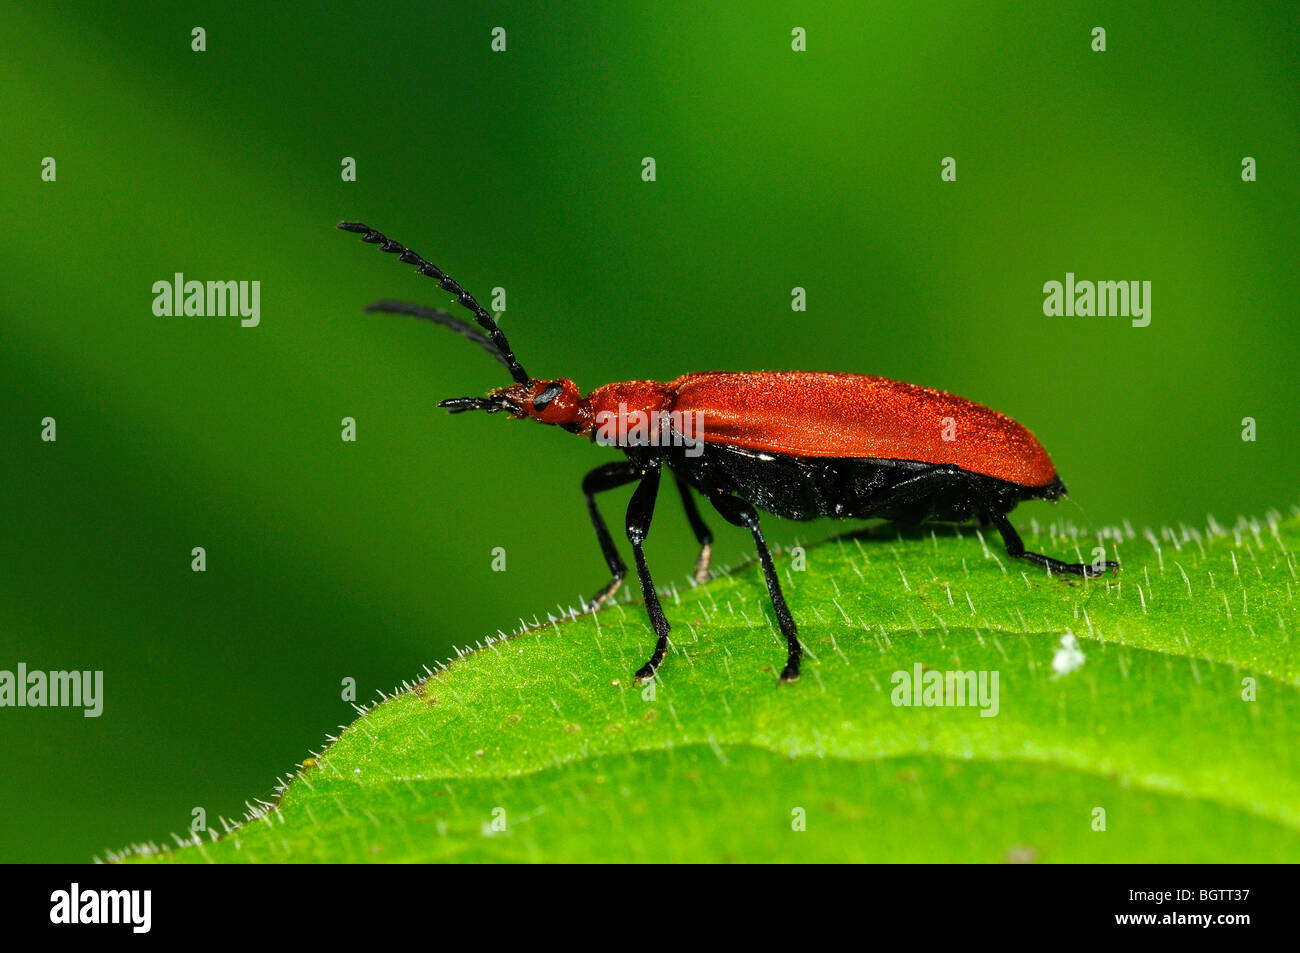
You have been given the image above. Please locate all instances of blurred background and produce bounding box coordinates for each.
[1,2,1296,861]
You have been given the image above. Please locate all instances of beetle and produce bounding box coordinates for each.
[339,221,1118,683]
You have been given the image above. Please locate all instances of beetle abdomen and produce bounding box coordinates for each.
[669,442,1060,523]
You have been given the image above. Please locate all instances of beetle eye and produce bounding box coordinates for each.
[533,382,564,412]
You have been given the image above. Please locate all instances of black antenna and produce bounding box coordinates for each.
[438,396,514,415]
[363,300,514,376]
[338,222,529,385]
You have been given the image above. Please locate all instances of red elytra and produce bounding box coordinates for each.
[579,371,1058,488]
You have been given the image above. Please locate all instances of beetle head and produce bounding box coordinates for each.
[439,378,583,427]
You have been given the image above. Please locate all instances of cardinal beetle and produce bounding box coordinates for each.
[338,222,1118,683]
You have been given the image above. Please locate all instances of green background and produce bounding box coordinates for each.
[1,2,1295,862]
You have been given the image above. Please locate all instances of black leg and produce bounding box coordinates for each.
[709,493,802,681]
[581,461,640,609]
[626,463,670,680]
[673,472,714,584]
[989,511,1118,577]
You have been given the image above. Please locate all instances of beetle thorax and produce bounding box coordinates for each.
[579,380,674,440]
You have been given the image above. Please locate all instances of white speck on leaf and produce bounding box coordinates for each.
[1051,631,1086,678]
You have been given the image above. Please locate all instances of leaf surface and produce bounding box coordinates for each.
[124,512,1300,863]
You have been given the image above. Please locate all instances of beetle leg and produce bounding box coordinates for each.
[626,463,670,680]
[581,461,641,610]
[673,472,714,584]
[988,512,1118,578]
[709,493,803,682]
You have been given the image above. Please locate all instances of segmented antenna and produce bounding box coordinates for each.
[438,396,512,415]
[338,222,528,385]
[363,300,514,375]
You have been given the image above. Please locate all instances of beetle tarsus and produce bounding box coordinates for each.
[990,512,1119,579]
[780,649,802,682]
[1021,549,1118,577]
[584,577,623,611]
[1055,557,1120,577]
[692,544,712,585]
[635,634,668,681]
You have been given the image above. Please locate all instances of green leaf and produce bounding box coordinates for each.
[121,510,1300,863]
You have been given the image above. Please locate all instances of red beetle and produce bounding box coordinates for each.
[340,223,1117,682]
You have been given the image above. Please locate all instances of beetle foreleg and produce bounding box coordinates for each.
[626,463,671,680]
[988,512,1118,578]
[581,461,640,611]
[709,493,803,682]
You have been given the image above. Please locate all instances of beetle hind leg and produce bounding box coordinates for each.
[989,512,1118,577]
[709,493,803,682]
